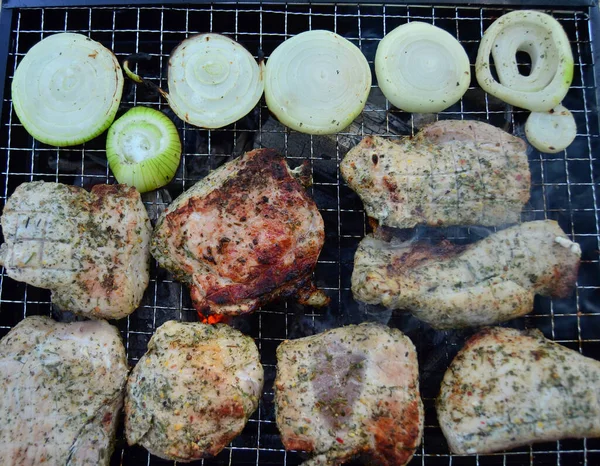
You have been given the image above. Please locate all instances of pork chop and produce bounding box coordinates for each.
[340,120,530,228]
[151,148,328,316]
[0,181,151,319]
[125,321,264,461]
[352,220,580,329]
[437,326,600,454]
[0,316,128,465]
[275,323,423,466]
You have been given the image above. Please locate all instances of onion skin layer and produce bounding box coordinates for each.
[475,10,574,112]
[12,33,123,147]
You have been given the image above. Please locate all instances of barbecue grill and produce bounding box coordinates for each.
[0,1,599,465]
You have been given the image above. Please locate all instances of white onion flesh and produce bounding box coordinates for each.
[375,22,470,113]
[106,107,181,193]
[476,10,574,112]
[11,33,123,147]
[525,104,576,153]
[166,33,264,129]
[264,30,371,135]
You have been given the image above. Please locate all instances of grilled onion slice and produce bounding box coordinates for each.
[525,104,577,153]
[11,32,123,146]
[264,30,372,134]
[475,10,574,112]
[106,107,181,193]
[375,22,470,113]
[125,34,264,129]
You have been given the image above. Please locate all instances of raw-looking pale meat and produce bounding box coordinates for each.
[0,181,151,319]
[340,120,530,228]
[151,148,328,316]
[275,323,423,466]
[437,327,600,454]
[0,316,128,465]
[125,321,264,462]
[352,220,580,329]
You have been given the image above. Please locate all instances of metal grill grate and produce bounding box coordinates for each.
[0,3,599,466]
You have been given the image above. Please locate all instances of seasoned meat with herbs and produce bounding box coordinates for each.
[125,321,264,462]
[275,323,423,466]
[0,316,128,465]
[353,220,580,329]
[437,327,600,454]
[0,181,151,319]
[151,148,328,316]
[340,120,530,228]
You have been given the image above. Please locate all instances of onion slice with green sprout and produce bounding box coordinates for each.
[124,34,264,129]
[375,22,470,113]
[475,10,574,112]
[106,107,182,193]
[525,104,576,153]
[264,30,371,135]
[11,32,123,147]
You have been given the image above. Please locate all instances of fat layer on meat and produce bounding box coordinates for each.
[275,323,423,466]
[340,120,530,228]
[437,327,600,454]
[125,321,264,462]
[0,182,151,319]
[0,316,128,465]
[151,148,328,316]
[352,220,580,329]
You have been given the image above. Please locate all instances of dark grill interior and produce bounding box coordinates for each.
[0,3,599,465]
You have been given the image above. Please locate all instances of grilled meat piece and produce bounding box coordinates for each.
[0,181,151,319]
[275,323,423,466]
[151,148,328,316]
[125,321,264,461]
[437,327,600,454]
[0,316,128,465]
[340,120,530,228]
[352,220,580,329]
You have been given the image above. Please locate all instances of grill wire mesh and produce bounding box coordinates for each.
[0,2,599,466]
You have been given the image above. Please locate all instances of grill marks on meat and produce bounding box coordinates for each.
[437,327,600,454]
[125,321,264,462]
[0,316,128,466]
[352,220,581,329]
[340,120,530,228]
[275,323,423,466]
[0,181,151,319]
[152,148,328,316]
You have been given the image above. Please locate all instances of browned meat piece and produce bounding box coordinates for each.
[151,148,328,316]
[125,321,263,461]
[437,327,600,454]
[0,316,128,465]
[353,220,580,329]
[0,181,151,319]
[275,323,423,466]
[340,120,530,228]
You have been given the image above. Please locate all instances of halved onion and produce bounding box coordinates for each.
[264,30,371,134]
[375,22,470,113]
[525,104,577,153]
[106,107,181,193]
[475,10,574,112]
[11,32,123,146]
[125,34,264,129]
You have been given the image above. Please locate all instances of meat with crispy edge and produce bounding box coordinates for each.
[340,120,530,228]
[352,220,581,329]
[0,316,128,465]
[437,327,600,454]
[0,181,151,319]
[125,321,264,462]
[275,322,423,466]
[151,148,328,316]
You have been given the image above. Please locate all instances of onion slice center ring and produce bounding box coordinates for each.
[264,30,372,135]
[475,10,574,112]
